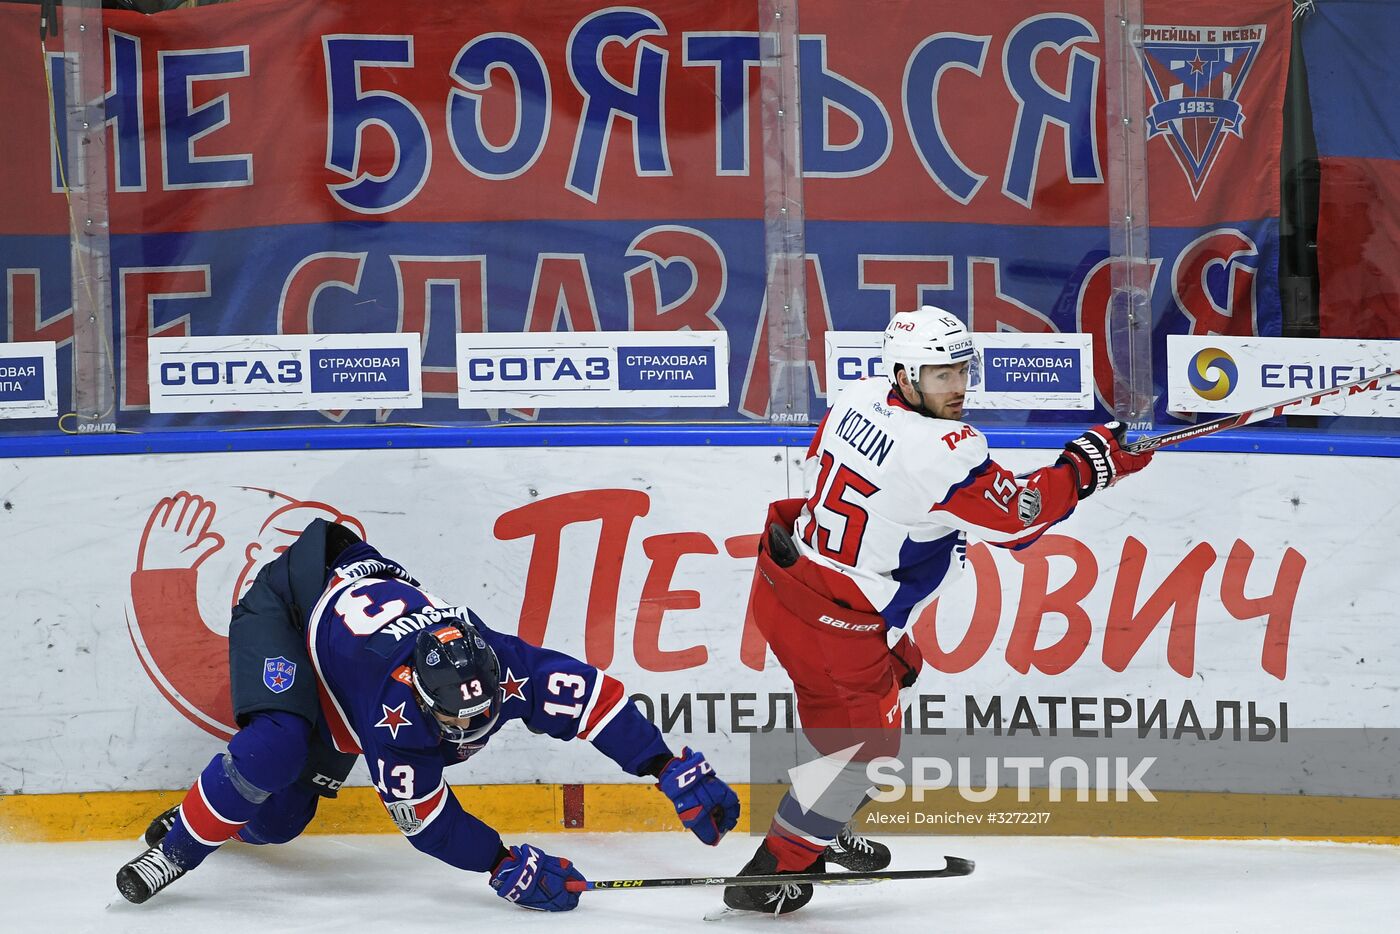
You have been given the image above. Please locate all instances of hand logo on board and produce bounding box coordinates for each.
[127,488,363,738]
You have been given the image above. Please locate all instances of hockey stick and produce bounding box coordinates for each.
[564,855,974,891]
[1124,367,1400,455]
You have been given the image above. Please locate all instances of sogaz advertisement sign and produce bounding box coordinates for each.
[456,332,728,408]
[147,334,421,412]
[824,331,1092,410]
[0,340,57,418]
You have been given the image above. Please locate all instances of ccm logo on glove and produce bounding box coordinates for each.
[489,843,585,911]
[656,747,741,846]
[500,847,540,902]
[672,758,711,789]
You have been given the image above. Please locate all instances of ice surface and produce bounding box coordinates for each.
[4,831,1396,933]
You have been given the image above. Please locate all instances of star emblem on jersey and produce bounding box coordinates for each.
[375,701,412,739]
[500,668,530,703]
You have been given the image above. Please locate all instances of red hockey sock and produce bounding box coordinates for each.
[764,828,827,871]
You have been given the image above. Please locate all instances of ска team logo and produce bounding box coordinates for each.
[263,656,297,694]
[1188,347,1238,401]
[1139,23,1266,197]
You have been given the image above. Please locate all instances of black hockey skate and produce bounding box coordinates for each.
[824,823,891,871]
[116,844,187,904]
[143,804,180,847]
[721,841,821,915]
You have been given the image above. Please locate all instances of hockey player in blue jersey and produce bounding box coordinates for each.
[116,519,740,910]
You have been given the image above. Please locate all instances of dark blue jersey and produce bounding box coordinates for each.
[304,548,671,872]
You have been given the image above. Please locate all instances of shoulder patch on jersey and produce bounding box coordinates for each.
[452,741,487,762]
[940,424,979,451]
[391,665,413,687]
[262,657,296,694]
[1017,488,1044,526]
[927,419,991,482]
[500,667,530,704]
[374,701,413,739]
[385,800,423,835]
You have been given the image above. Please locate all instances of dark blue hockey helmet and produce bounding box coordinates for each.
[410,621,501,743]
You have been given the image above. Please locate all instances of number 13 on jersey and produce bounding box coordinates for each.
[543,671,586,718]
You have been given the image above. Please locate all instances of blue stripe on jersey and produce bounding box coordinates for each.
[880,529,964,629]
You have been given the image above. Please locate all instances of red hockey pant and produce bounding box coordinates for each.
[748,501,902,755]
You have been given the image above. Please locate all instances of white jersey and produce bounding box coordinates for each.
[793,377,1079,628]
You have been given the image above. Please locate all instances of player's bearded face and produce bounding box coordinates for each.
[909,362,969,419]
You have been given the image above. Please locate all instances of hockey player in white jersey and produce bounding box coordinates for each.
[724,306,1154,914]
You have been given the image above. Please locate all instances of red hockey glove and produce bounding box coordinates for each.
[1058,421,1154,499]
[890,632,925,711]
[889,633,924,690]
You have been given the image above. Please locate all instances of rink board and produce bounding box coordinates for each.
[1,442,1397,839]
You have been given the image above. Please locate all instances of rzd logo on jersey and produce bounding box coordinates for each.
[1139,23,1265,198]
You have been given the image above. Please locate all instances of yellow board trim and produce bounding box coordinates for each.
[1,784,1395,846]
[0,784,749,843]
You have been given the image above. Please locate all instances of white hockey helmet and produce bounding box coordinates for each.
[880,305,980,388]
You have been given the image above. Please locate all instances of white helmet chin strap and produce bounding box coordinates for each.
[437,708,499,744]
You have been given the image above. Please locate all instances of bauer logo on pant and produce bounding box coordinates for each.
[263,656,297,693]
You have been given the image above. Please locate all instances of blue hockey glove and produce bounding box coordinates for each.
[656,747,740,846]
[489,844,585,911]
